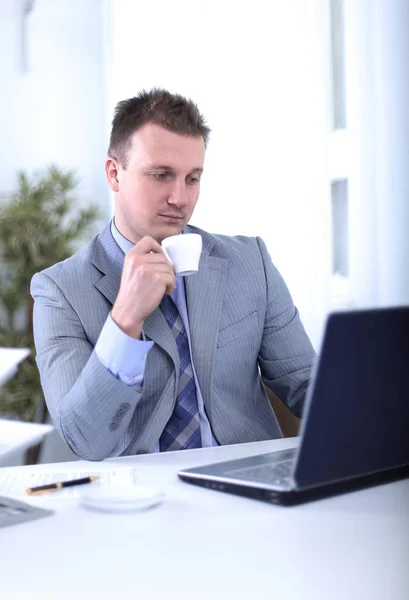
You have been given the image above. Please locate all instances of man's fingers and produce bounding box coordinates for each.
[165,278,176,295]
[134,262,176,289]
[142,252,171,265]
[129,236,164,256]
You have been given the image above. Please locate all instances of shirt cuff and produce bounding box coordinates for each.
[95,314,154,388]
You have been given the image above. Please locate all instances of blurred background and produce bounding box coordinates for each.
[1,0,409,462]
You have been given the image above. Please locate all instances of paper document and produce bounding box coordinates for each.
[0,466,139,498]
[0,347,30,386]
[0,419,53,462]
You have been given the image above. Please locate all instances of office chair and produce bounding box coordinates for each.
[264,386,301,438]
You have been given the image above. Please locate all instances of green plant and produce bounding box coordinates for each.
[0,165,102,423]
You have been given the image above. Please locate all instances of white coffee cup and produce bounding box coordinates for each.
[161,233,202,276]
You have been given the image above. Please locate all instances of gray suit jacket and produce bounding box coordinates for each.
[31,224,316,460]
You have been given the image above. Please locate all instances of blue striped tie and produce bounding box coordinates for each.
[159,294,202,451]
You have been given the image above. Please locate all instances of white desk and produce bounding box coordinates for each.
[1,438,408,600]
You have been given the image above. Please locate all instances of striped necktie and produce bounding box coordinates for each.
[159,294,202,451]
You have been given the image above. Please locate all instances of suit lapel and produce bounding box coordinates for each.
[91,225,124,305]
[91,224,179,370]
[185,230,228,419]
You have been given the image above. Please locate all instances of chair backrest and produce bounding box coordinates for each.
[264,386,300,437]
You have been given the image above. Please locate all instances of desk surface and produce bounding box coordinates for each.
[1,438,408,600]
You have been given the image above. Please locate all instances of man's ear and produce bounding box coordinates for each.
[105,158,120,192]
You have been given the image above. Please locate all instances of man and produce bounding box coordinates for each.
[31,89,316,461]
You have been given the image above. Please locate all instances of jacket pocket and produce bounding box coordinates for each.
[217,310,259,348]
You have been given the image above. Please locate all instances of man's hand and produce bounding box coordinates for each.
[111,236,175,339]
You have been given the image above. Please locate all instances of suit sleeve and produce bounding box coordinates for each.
[256,237,316,417]
[31,271,147,461]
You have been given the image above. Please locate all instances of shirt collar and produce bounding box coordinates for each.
[110,219,134,254]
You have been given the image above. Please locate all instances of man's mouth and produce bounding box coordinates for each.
[158,213,184,221]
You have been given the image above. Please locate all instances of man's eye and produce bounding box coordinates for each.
[187,176,200,185]
[153,172,171,181]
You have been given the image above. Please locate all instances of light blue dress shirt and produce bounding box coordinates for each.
[95,220,219,450]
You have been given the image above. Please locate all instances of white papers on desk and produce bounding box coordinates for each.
[0,466,139,499]
[0,419,53,462]
[0,347,30,386]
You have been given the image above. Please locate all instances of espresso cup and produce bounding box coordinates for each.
[161,233,202,276]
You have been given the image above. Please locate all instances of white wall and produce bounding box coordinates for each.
[372,0,409,307]
[0,0,109,210]
[343,0,409,309]
[106,0,333,348]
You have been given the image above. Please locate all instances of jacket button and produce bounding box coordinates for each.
[109,422,120,432]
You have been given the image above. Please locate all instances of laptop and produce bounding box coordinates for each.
[178,307,409,506]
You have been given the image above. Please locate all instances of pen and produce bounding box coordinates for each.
[25,476,100,496]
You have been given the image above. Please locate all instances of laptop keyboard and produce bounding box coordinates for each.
[226,459,294,487]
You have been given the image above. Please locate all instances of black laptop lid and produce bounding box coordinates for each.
[294,307,409,489]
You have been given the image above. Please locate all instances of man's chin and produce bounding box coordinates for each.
[155,221,186,241]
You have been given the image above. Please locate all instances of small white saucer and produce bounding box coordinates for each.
[79,485,165,513]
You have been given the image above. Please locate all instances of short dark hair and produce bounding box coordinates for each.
[108,88,211,166]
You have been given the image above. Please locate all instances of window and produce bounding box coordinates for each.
[329,0,351,307]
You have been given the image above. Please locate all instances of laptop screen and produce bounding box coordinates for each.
[294,307,409,488]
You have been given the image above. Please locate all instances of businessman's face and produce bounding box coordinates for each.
[106,122,205,244]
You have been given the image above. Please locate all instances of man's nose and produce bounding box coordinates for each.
[167,179,189,207]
